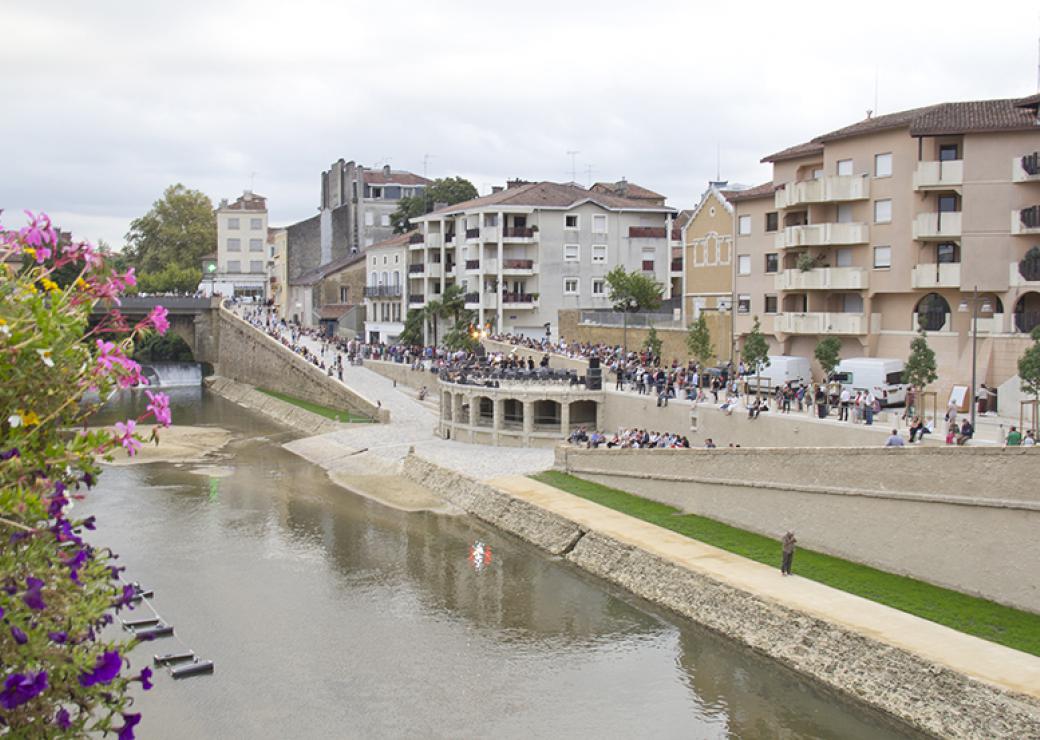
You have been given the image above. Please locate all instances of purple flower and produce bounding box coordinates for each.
[146,305,170,336]
[135,666,153,691]
[0,605,4,619]
[48,630,67,643]
[144,391,172,427]
[113,420,141,456]
[113,583,136,609]
[0,671,48,709]
[23,577,45,610]
[0,447,19,460]
[78,650,122,687]
[117,712,141,740]
[55,707,71,729]
[80,515,97,531]
[11,625,28,644]
[48,493,69,519]
[81,472,95,488]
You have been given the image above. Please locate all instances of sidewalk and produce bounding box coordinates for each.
[488,474,1040,700]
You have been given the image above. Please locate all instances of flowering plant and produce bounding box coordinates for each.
[0,212,171,736]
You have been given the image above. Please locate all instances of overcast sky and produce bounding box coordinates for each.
[2,0,1037,248]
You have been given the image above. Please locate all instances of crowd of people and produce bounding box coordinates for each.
[568,427,692,449]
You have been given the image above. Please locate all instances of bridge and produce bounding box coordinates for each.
[91,296,222,363]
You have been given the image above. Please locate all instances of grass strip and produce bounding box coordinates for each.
[531,470,1040,657]
[258,388,373,423]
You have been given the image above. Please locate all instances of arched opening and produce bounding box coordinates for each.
[1019,246,1040,282]
[569,400,597,429]
[1014,292,1040,333]
[532,400,561,430]
[476,396,493,427]
[502,399,524,429]
[915,293,950,332]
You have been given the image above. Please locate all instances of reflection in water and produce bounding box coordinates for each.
[82,393,922,739]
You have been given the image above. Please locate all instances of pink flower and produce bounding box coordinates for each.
[113,420,141,456]
[95,339,121,372]
[146,305,169,335]
[145,391,172,427]
[121,268,136,288]
[19,210,56,251]
[114,357,147,389]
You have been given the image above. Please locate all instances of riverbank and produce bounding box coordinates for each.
[401,452,1040,740]
[99,424,232,465]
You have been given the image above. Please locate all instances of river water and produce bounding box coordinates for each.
[83,390,923,739]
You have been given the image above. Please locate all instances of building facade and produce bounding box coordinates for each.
[267,227,287,315]
[409,181,676,339]
[362,232,410,344]
[732,95,1040,404]
[213,191,268,299]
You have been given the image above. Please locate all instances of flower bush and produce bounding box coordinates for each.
[0,212,171,736]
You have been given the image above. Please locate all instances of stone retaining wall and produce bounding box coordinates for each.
[362,359,430,391]
[555,446,1040,613]
[402,453,1040,739]
[204,376,343,436]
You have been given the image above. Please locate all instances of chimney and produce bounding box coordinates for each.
[491,185,504,194]
[219,198,228,208]
[383,164,391,176]
[507,178,530,190]
[617,178,628,196]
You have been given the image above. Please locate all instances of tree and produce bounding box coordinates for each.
[741,316,771,396]
[686,313,715,371]
[642,326,662,362]
[1017,325,1040,399]
[390,177,479,233]
[442,318,480,352]
[440,283,467,326]
[133,331,194,362]
[124,184,216,273]
[903,329,938,390]
[134,264,202,294]
[814,336,842,377]
[605,266,664,354]
[422,298,443,347]
[398,309,425,346]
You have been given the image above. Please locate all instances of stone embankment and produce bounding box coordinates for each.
[205,376,343,436]
[402,452,1040,740]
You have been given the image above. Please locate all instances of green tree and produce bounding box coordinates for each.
[814,336,842,377]
[124,184,216,273]
[605,266,664,353]
[1017,325,1040,399]
[399,308,425,346]
[642,326,662,361]
[440,283,467,325]
[132,331,195,362]
[390,177,479,233]
[135,264,203,294]
[442,317,479,352]
[390,196,427,234]
[422,297,444,347]
[686,313,715,371]
[903,329,938,390]
[741,316,771,395]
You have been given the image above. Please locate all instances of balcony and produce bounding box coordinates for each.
[670,258,683,273]
[775,175,869,209]
[463,292,499,310]
[974,313,1006,334]
[407,293,425,307]
[465,227,480,241]
[502,292,538,308]
[774,312,869,335]
[363,285,403,298]
[427,262,442,279]
[774,267,868,291]
[1012,152,1040,182]
[408,233,424,245]
[425,233,442,249]
[502,227,536,241]
[629,226,666,238]
[774,222,869,249]
[464,259,481,272]
[1012,205,1040,235]
[913,211,962,240]
[408,263,425,275]
[502,259,535,274]
[444,232,456,246]
[913,160,963,191]
[911,263,961,289]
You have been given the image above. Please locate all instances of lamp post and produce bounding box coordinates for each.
[958,286,994,431]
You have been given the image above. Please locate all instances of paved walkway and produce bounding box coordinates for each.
[488,474,1040,700]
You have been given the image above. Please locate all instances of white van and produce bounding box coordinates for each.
[745,355,812,391]
[832,358,907,406]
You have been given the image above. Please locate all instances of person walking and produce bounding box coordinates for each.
[780,531,797,576]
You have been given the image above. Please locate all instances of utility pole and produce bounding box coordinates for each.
[566,150,580,183]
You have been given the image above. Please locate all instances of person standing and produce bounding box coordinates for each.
[780,531,797,576]
[839,387,851,421]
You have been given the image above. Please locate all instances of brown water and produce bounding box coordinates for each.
[83,390,925,739]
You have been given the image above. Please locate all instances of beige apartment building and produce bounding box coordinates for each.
[268,227,288,315]
[212,190,269,299]
[733,94,1040,405]
[363,231,411,344]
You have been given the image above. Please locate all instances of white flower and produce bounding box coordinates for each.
[0,325,9,337]
[8,414,22,428]
[37,348,54,367]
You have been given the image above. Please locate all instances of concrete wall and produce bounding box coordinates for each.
[214,305,389,422]
[556,310,732,365]
[362,359,429,390]
[555,445,1040,613]
[205,376,344,435]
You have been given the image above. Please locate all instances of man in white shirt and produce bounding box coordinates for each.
[839,387,852,421]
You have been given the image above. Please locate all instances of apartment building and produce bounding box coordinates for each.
[732,94,1040,402]
[362,232,410,344]
[213,191,268,299]
[267,227,288,316]
[682,183,741,319]
[409,181,676,338]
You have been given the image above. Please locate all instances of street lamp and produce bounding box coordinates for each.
[958,286,994,430]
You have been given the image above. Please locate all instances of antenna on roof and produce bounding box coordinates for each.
[715,143,721,182]
[566,150,580,184]
[584,164,594,187]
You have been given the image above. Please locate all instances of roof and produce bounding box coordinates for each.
[220,191,267,212]
[721,181,775,202]
[364,170,431,186]
[672,209,694,231]
[290,251,366,286]
[590,180,666,201]
[420,181,675,219]
[761,141,824,163]
[908,97,1040,136]
[317,303,355,321]
[365,231,415,251]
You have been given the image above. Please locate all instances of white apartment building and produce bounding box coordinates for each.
[213,190,268,299]
[362,232,410,343]
[409,181,676,339]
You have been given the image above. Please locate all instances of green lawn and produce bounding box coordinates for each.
[258,388,374,423]
[531,470,1040,657]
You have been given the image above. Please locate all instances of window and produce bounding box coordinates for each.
[227,238,241,252]
[364,211,374,226]
[591,244,607,263]
[370,187,383,199]
[592,278,605,296]
[394,254,399,263]
[764,253,778,273]
[939,144,959,161]
[812,168,824,179]
[227,260,241,272]
[249,238,263,252]
[875,153,892,178]
[874,199,892,223]
[592,214,607,233]
[382,256,388,265]
[340,287,349,302]
[937,242,958,263]
[873,245,892,269]
[835,248,853,267]
[250,217,262,229]
[384,186,401,200]
[565,214,579,229]
[227,217,239,230]
[937,195,958,213]
[737,294,751,314]
[764,295,778,314]
[249,260,263,273]
[837,159,853,176]
[765,212,778,232]
[641,247,655,272]
[737,254,751,275]
[564,278,579,295]
[381,214,391,227]
[836,204,854,223]
[842,293,864,313]
[564,244,579,262]
[738,215,751,235]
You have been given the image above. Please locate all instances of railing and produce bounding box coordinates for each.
[1022,205,1040,229]
[502,259,534,270]
[913,160,964,190]
[775,267,869,291]
[465,228,480,239]
[775,222,869,248]
[407,293,424,304]
[910,263,961,289]
[465,259,480,270]
[775,175,869,208]
[670,259,683,272]
[463,292,479,303]
[912,212,962,239]
[578,310,684,328]
[1024,152,1040,176]
[629,226,666,238]
[408,233,424,244]
[408,263,425,274]
[364,285,403,298]
[503,227,535,238]
[502,292,536,304]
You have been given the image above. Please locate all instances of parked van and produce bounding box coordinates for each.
[745,355,812,391]
[832,358,907,406]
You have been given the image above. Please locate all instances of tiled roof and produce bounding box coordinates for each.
[590,181,665,201]
[366,231,415,251]
[318,303,355,320]
[811,105,939,143]
[290,251,366,286]
[721,181,775,202]
[760,141,824,163]
[221,192,267,211]
[908,98,1040,136]
[363,170,431,186]
[423,181,675,217]
[673,209,694,230]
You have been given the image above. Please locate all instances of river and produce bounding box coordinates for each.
[83,389,924,739]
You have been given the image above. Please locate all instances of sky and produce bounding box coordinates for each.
[2,0,1037,249]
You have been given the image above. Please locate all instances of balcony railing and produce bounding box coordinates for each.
[407,293,424,304]
[629,226,666,238]
[1022,205,1040,229]
[465,227,480,239]
[502,292,536,304]
[913,160,963,190]
[463,292,479,304]
[774,267,868,291]
[408,263,425,274]
[911,263,961,289]
[774,312,868,335]
[913,211,962,240]
[774,222,869,248]
[670,258,683,272]
[465,259,480,270]
[1014,152,1040,182]
[502,259,534,270]
[775,175,869,209]
[503,227,535,238]
[408,233,424,244]
[364,285,403,298]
